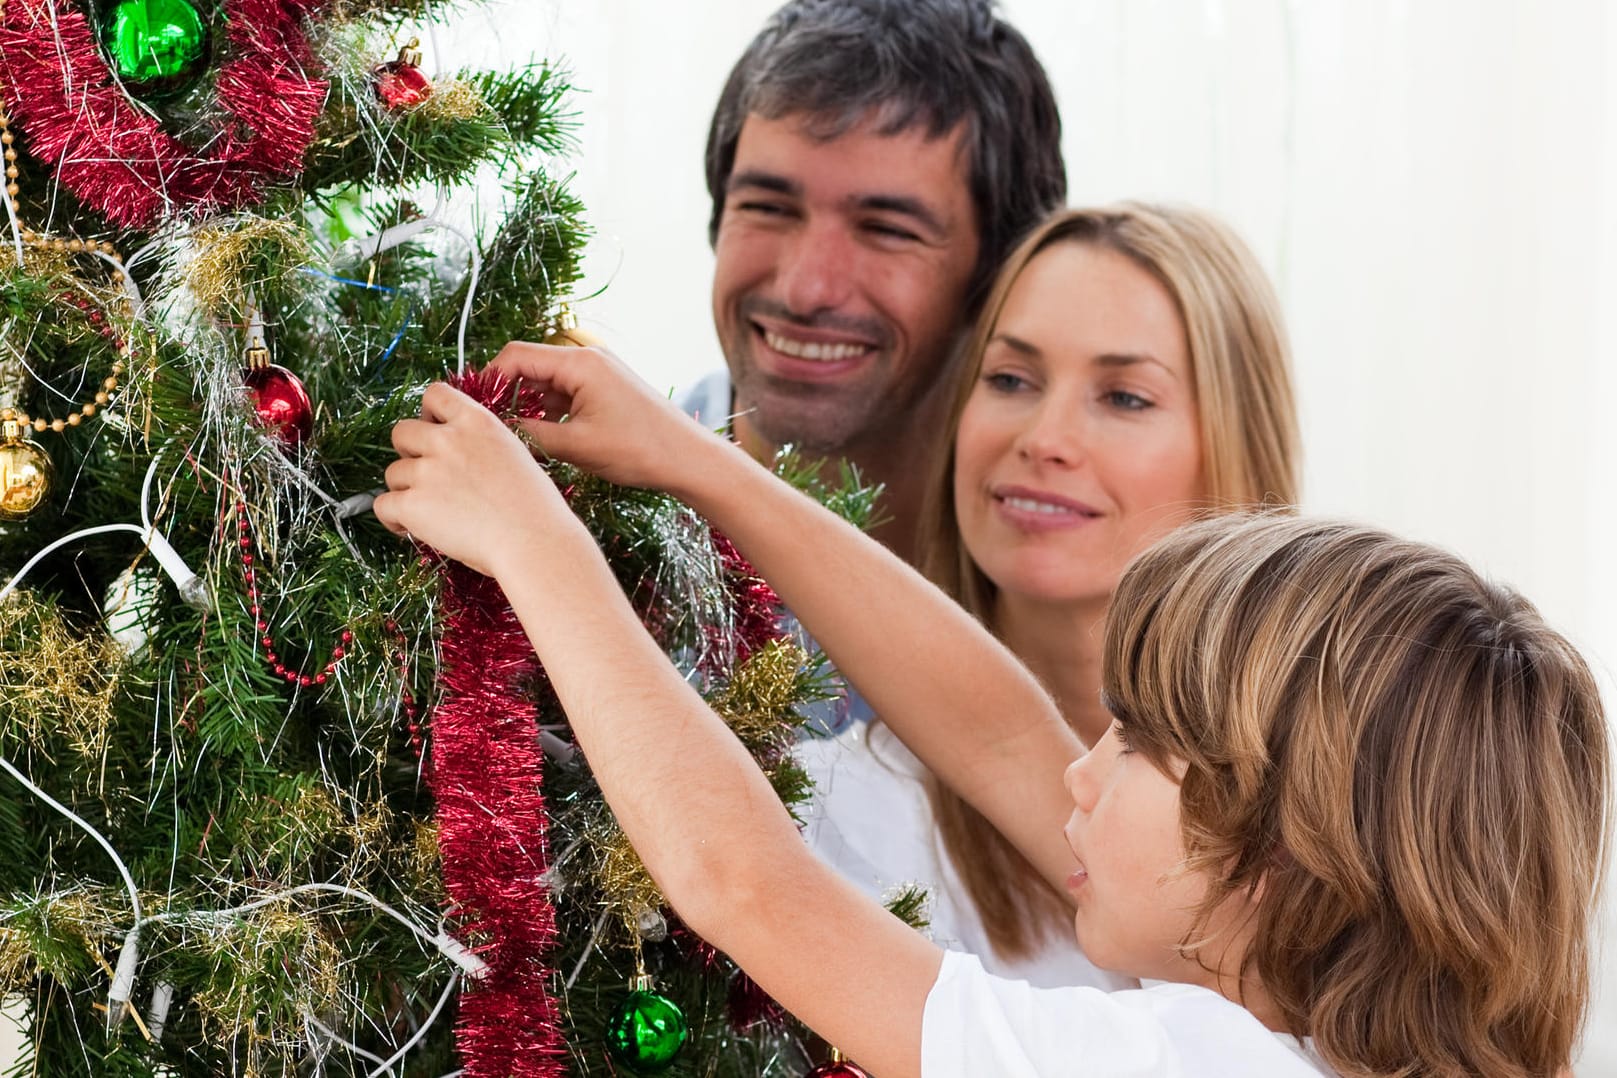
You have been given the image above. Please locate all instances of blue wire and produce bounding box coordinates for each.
[297,267,416,379]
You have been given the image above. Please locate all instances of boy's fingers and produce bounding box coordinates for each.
[371,489,409,536]
[488,341,576,387]
[515,415,580,460]
[382,457,418,494]
[534,386,576,420]
[419,381,478,423]
[390,417,435,457]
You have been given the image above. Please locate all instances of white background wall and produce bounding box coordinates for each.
[485,0,1617,1068]
[6,0,1612,1070]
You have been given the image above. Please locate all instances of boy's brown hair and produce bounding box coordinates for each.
[1104,513,1610,1075]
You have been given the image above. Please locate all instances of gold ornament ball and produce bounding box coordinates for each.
[543,323,603,349]
[0,435,53,518]
[542,305,604,349]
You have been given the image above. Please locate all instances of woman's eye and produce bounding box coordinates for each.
[1103,389,1152,411]
[1112,723,1135,754]
[983,371,1029,392]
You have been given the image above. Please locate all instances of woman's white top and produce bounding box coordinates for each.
[923,951,1334,1077]
[798,720,1133,991]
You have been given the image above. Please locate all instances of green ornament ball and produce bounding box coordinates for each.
[605,988,689,1072]
[101,0,209,95]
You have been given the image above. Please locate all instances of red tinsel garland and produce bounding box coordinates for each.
[706,528,782,674]
[0,0,329,228]
[429,369,564,1077]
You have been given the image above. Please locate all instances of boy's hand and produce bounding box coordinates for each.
[376,381,568,579]
[486,341,724,497]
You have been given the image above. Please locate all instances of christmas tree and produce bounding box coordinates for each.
[0,2,866,1074]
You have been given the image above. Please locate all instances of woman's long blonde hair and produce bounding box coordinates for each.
[1106,513,1609,1075]
[919,203,1302,959]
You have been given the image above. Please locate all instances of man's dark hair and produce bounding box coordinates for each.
[704,0,1066,314]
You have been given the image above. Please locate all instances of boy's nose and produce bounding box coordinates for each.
[1064,752,1097,812]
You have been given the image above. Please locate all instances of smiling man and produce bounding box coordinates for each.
[687,0,1067,564]
[661,0,1104,1000]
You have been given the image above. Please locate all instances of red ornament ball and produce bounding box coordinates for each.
[244,363,314,445]
[373,57,433,109]
[806,1064,869,1078]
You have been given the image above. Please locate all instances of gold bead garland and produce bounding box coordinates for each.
[0,85,132,435]
[0,293,129,433]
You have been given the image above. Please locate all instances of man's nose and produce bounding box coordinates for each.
[775,222,856,317]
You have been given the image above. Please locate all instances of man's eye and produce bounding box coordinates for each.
[864,221,921,242]
[735,200,792,217]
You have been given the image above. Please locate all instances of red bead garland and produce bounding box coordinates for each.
[383,617,423,755]
[235,498,351,688]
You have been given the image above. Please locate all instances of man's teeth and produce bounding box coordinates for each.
[764,331,867,361]
[1004,496,1078,516]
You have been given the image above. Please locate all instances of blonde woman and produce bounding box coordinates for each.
[800,203,1301,983]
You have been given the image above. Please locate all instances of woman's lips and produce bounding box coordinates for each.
[993,485,1102,532]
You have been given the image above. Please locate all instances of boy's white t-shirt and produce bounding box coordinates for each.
[922,951,1334,1077]
[800,721,1133,992]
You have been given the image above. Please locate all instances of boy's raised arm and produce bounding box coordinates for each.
[376,377,940,1076]
[488,343,1084,894]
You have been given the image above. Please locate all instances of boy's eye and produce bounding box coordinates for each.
[1112,722,1135,754]
[734,200,793,218]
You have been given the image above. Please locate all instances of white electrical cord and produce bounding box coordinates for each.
[304,1010,391,1070]
[301,969,463,1078]
[332,198,482,374]
[364,973,460,1078]
[0,734,481,1038]
[0,752,147,1032]
[1,454,207,607]
[0,523,146,605]
[0,757,143,925]
[88,248,145,314]
[4,189,22,267]
[146,883,486,980]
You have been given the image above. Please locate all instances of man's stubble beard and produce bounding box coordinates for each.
[732,369,896,458]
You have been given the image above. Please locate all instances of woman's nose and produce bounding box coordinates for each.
[1014,400,1085,467]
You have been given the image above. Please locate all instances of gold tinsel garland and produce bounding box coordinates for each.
[417,79,486,123]
[178,216,315,318]
[0,589,122,756]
